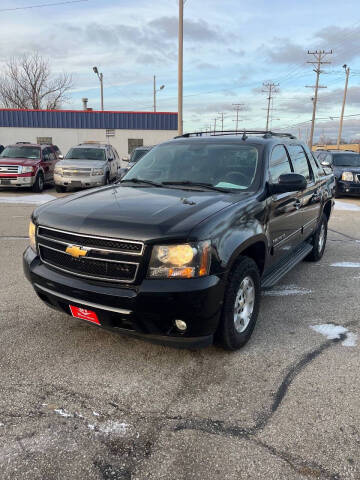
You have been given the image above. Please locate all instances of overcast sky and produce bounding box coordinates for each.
[1,0,360,140]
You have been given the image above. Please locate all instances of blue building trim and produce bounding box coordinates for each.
[0,109,178,130]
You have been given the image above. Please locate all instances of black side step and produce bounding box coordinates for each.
[261,242,313,289]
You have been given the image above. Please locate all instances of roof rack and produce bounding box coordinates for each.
[175,130,297,140]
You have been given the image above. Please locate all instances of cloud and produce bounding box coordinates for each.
[314,25,360,64]
[266,38,308,65]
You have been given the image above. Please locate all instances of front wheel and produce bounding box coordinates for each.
[32,172,44,193]
[306,213,328,262]
[217,257,261,351]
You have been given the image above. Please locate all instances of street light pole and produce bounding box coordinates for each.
[337,65,350,148]
[93,66,104,111]
[154,75,156,113]
[178,0,184,135]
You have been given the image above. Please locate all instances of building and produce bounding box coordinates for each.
[0,108,178,158]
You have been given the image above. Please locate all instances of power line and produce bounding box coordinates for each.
[0,0,88,12]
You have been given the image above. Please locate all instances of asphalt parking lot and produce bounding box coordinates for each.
[0,187,359,480]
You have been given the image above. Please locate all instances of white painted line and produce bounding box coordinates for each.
[310,323,358,347]
[334,201,360,212]
[0,194,56,205]
[263,285,311,296]
[330,262,360,268]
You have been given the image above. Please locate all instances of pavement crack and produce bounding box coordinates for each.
[328,228,360,242]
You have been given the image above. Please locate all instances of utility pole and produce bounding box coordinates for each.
[232,104,245,132]
[306,50,332,149]
[213,118,217,134]
[217,112,224,131]
[262,82,279,131]
[337,64,350,148]
[178,0,184,135]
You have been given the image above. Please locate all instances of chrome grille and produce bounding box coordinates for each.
[62,168,92,177]
[0,165,20,174]
[37,226,144,283]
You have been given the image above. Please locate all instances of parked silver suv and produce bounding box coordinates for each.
[54,143,120,192]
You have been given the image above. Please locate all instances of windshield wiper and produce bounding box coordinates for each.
[118,178,164,187]
[162,181,230,192]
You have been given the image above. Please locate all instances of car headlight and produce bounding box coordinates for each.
[92,168,105,176]
[54,167,63,175]
[21,166,34,174]
[148,241,211,279]
[341,171,354,181]
[29,220,36,252]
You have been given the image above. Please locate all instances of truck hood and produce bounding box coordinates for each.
[33,184,246,242]
[57,159,106,169]
[0,157,39,166]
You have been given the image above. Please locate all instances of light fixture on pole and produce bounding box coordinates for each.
[153,75,165,112]
[93,66,104,111]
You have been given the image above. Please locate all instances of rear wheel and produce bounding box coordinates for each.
[55,185,67,193]
[32,172,44,193]
[306,213,328,262]
[217,256,261,350]
[104,173,110,185]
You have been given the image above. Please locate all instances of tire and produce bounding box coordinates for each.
[306,213,328,262]
[32,172,44,193]
[104,173,110,185]
[55,185,67,193]
[217,256,261,351]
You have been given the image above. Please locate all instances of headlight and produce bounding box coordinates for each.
[92,168,105,176]
[54,167,63,175]
[148,241,211,279]
[29,221,36,252]
[21,166,34,174]
[342,171,354,181]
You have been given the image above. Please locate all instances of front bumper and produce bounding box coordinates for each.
[23,247,225,348]
[54,174,105,189]
[337,180,360,196]
[0,176,35,187]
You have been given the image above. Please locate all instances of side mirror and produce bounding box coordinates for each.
[270,173,307,194]
[108,157,113,162]
[58,154,64,160]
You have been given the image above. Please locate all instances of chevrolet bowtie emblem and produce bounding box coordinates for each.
[65,245,88,258]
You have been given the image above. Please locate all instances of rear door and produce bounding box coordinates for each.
[286,145,321,239]
[41,147,53,181]
[267,145,304,266]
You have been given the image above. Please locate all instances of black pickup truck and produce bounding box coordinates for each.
[24,131,335,350]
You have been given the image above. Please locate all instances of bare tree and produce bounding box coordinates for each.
[0,53,73,110]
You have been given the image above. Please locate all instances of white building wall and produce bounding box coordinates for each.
[0,127,176,160]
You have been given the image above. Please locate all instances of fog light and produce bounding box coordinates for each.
[175,319,187,332]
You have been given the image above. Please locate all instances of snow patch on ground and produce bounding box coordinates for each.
[54,408,73,418]
[98,421,129,435]
[263,285,312,296]
[330,262,360,268]
[0,194,56,205]
[334,201,360,212]
[310,323,358,347]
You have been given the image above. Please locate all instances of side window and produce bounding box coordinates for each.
[128,138,143,154]
[42,148,50,161]
[269,145,292,183]
[287,145,313,181]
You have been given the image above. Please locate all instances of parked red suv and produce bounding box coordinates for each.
[0,143,62,192]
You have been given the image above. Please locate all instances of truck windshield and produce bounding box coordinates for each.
[123,142,260,191]
[333,154,360,167]
[130,149,150,163]
[66,148,106,161]
[0,146,40,159]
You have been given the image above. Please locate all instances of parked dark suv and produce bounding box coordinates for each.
[317,150,360,196]
[0,142,62,192]
[24,131,334,350]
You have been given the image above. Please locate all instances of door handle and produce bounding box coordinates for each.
[294,200,301,210]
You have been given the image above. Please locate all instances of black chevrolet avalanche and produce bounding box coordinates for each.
[24,131,335,350]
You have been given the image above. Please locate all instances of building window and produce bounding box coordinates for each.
[37,137,53,145]
[128,138,143,154]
